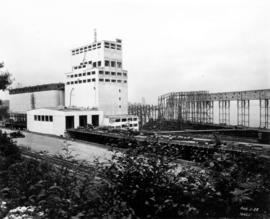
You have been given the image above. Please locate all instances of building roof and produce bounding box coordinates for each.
[9,83,64,95]
[105,114,137,118]
[28,106,99,112]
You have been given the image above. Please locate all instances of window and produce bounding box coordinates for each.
[49,116,53,122]
[87,72,91,75]
[83,80,86,83]
[41,116,45,121]
[128,118,132,121]
[123,73,127,76]
[105,79,110,82]
[75,74,78,77]
[98,61,101,67]
[74,66,78,70]
[34,115,37,120]
[122,118,127,122]
[105,42,110,48]
[67,82,70,85]
[83,65,86,68]
[119,89,121,92]
[111,61,116,67]
[71,81,74,84]
[83,73,86,76]
[119,97,121,101]
[111,43,116,49]
[92,78,96,82]
[105,71,110,75]
[45,116,49,121]
[105,60,110,67]
[78,66,82,69]
[79,73,82,77]
[99,78,104,82]
[38,115,41,121]
[88,61,92,64]
[92,71,95,75]
[124,80,127,83]
[87,79,91,82]
[111,79,116,82]
[71,75,74,78]
[117,72,122,76]
[84,62,88,65]
[93,62,97,68]
[111,72,116,76]
[75,81,78,84]
[117,80,122,83]
[99,71,104,74]
[117,45,122,50]
[119,105,122,108]
[117,62,122,68]
[133,118,137,121]
[115,119,120,122]
[134,124,138,127]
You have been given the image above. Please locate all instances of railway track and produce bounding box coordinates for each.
[19,147,96,178]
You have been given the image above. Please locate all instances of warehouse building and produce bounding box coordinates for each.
[27,107,103,136]
[9,83,64,114]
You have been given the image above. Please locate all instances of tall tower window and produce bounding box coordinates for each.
[105,60,110,67]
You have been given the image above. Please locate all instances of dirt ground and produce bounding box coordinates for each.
[0,128,112,162]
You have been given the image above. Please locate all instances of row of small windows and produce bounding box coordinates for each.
[72,42,122,55]
[72,43,101,55]
[99,79,127,83]
[66,79,127,85]
[99,71,127,76]
[34,115,53,122]
[73,60,122,70]
[67,78,96,85]
[114,117,138,122]
[104,60,122,68]
[67,71,127,78]
[68,71,95,78]
[104,42,122,50]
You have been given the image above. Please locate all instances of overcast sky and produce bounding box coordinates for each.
[0,0,269,104]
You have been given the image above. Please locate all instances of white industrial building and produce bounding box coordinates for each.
[27,107,103,136]
[7,36,138,135]
[103,115,139,130]
[9,83,65,114]
[65,38,128,115]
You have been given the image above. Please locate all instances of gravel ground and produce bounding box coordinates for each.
[0,128,112,162]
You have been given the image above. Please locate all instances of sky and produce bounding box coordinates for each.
[0,0,269,104]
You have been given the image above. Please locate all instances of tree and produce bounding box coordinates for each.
[0,62,12,91]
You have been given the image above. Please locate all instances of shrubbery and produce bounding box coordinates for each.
[0,132,269,218]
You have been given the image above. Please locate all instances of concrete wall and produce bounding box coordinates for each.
[65,81,97,108]
[10,90,65,113]
[98,82,128,115]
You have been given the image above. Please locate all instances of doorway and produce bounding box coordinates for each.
[66,116,74,129]
[92,115,99,126]
[79,115,87,127]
